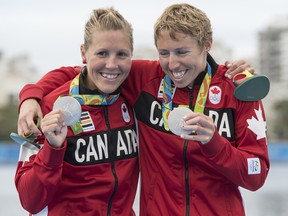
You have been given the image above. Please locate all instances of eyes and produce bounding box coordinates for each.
[158,49,190,57]
[96,50,130,59]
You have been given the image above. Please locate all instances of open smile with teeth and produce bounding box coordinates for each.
[101,72,119,79]
[172,70,187,79]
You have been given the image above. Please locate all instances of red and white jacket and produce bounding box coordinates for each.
[19,55,270,216]
[16,71,139,216]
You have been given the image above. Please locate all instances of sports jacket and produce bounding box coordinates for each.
[16,71,139,216]
[19,56,270,216]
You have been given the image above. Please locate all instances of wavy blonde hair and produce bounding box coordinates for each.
[154,3,212,50]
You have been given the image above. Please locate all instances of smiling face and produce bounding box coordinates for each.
[154,3,213,88]
[157,31,211,88]
[81,29,132,94]
[79,7,133,94]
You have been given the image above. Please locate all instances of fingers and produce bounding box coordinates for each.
[244,66,256,75]
[25,119,41,138]
[41,110,65,136]
[181,113,215,144]
[18,99,43,137]
[180,133,212,144]
[41,110,67,148]
[18,113,41,137]
[17,117,30,135]
[224,60,256,79]
[224,60,232,68]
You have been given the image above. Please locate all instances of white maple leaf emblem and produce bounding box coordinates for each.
[247,105,267,140]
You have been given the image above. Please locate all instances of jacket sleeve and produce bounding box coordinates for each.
[15,140,67,214]
[200,100,269,191]
[122,60,163,107]
[18,66,81,110]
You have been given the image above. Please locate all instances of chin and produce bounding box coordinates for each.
[100,87,117,95]
[173,80,187,89]
[175,84,186,89]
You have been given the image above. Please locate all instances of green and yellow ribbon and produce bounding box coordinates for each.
[162,63,212,131]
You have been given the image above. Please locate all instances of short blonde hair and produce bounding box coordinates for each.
[83,7,133,51]
[154,3,212,50]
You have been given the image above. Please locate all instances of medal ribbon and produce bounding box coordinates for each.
[162,62,212,131]
[194,63,212,113]
[162,75,173,130]
[65,74,120,134]
[69,74,120,105]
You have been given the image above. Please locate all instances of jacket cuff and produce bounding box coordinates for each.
[38,140,67,167]
[200,130,227,158]
[18,84,44,113]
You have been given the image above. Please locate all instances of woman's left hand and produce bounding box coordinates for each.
[180,112,215,144]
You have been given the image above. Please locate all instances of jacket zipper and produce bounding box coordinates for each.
[184,87,194,216]
[184,139,190,216]
[105,106,119,216]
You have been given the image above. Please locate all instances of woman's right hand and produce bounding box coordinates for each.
[41,109,67,148]
[17,98,43,137]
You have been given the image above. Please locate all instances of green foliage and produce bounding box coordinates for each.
[0,103,18,141]
[273,100,288,140]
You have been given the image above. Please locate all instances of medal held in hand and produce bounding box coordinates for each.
[53,96,82,126]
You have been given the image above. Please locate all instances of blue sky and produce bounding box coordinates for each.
[0,0,287,74]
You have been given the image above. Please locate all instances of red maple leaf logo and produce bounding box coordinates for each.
[211,87,220,94]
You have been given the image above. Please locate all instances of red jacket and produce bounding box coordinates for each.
[19,56,270,216]
[16,72,139,216]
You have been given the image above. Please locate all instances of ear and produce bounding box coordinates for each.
[80,45,87,64]
[205,37,213,52]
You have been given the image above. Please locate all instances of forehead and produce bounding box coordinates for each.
[157,31,198,47]
[89,29,132,50]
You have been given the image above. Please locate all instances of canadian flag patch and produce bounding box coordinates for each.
[209,86,221,105]
[122,103,130,123]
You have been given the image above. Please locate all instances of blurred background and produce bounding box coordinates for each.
[0,0,287,215]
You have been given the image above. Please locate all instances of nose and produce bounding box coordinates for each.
[168,54,180,70]
[106,56,118,69]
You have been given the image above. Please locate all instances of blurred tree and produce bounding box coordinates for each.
[273,100,288,140]
[0,103,18,141]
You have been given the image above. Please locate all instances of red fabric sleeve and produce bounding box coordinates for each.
[18,66,81,111]
[122,60,163,106]
[15,140,67,214]
[200,101,269,191]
